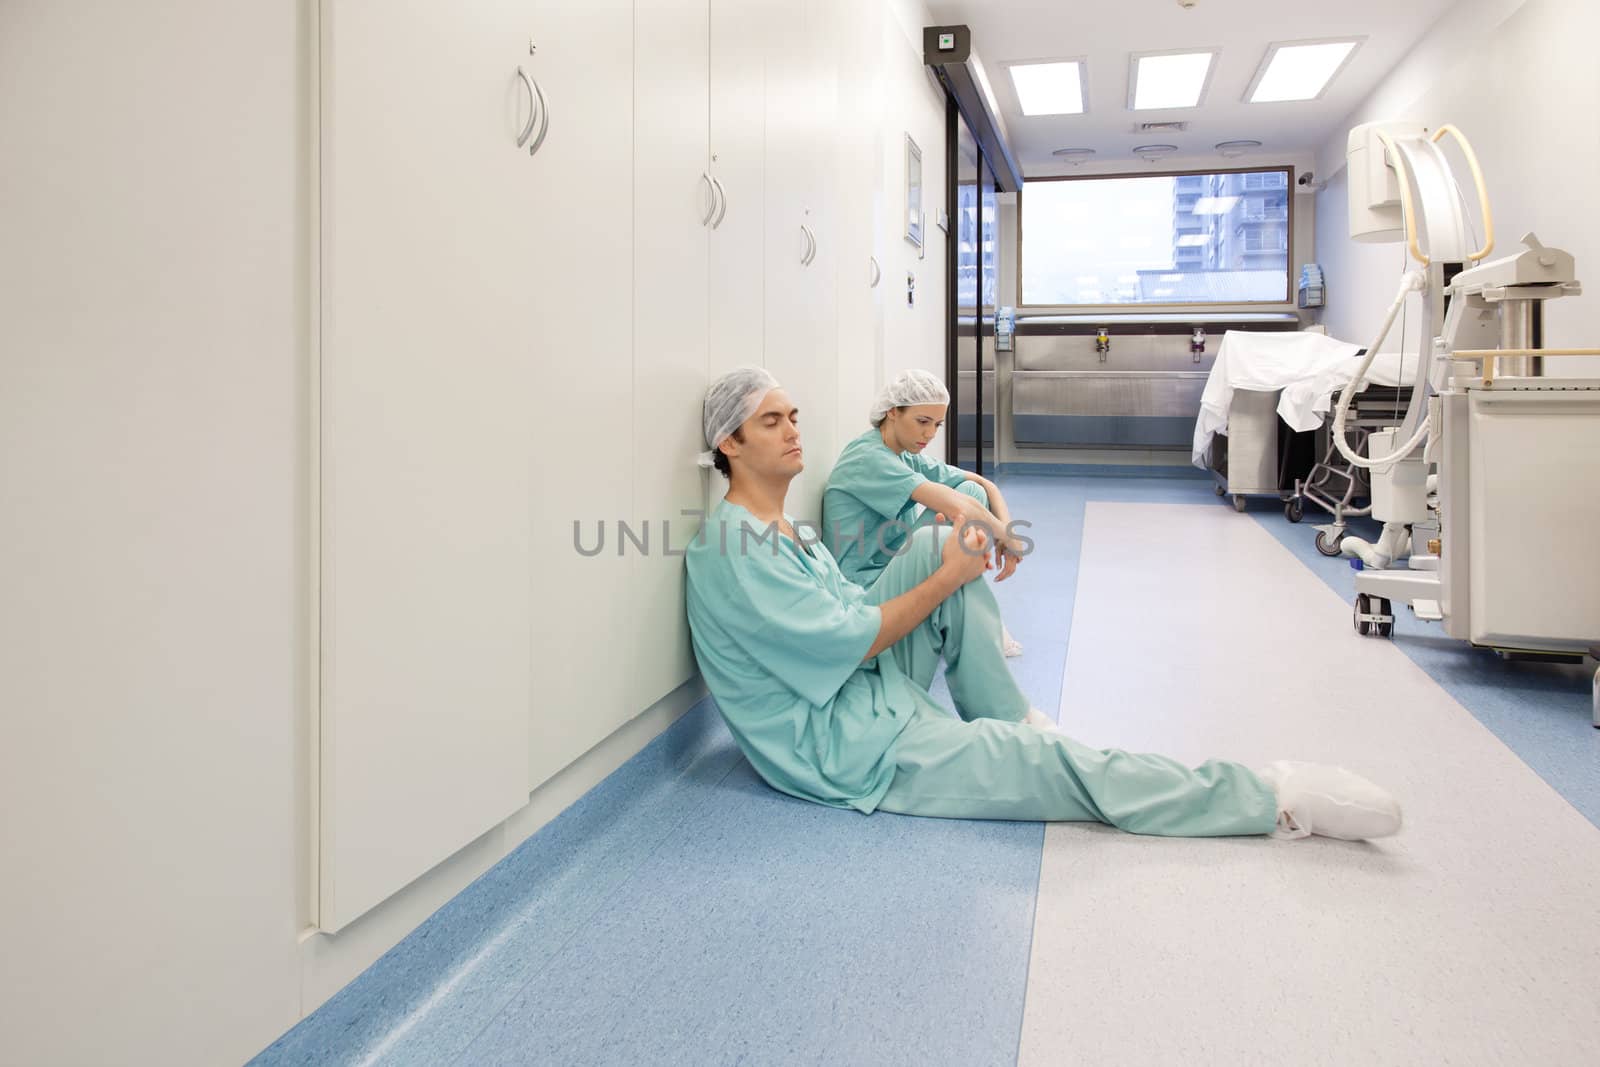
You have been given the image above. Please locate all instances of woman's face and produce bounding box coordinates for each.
[884,404,948,455]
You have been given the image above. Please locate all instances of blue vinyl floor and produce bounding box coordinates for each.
[252,473,1598,1065]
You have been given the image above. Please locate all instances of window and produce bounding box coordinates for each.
[1244,171,1287,190]
[1242,226,1286,253]
[956,180,1000,307]
[1020,167,1292,306]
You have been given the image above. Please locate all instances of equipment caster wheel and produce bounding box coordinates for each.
[1232,494,1248,513]
[1284,498,1304,523]
[1315,528,1345,557]
[1353,594,1394,638]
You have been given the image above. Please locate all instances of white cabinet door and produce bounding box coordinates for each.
[762,2,830,523]
[799,0,841,500]
[627,0,709,713]
[319,0,538,930]
[706,0,772,516]
[708,0,770,381]
[521,0,637,791]
[831,0,887,433]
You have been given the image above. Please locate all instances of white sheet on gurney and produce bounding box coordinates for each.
[1192,330,1417,468]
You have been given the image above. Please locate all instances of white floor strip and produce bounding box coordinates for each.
[1019,502,1600,1066]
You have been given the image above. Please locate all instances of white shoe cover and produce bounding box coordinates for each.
[1257,761,1402,841]
[1002,625,1023,658]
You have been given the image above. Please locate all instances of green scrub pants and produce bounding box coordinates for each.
[869,526,1280,837]
[864,518,1026,726]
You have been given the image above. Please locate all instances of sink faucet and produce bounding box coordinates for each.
[1095,328,1110,362]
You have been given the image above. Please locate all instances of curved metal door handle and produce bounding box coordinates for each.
[801,225,816,266]
[799,225,811,265]
[526,77,550,156]
[869,256,881,287]
[710,176,727,228]
[515,67,538,148]
[699,173,716,226]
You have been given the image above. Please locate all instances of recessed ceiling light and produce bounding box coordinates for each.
[1247,39,1362,103]
[1052,147,1097,160]
[1132,143,1179,162]
[1008,60,1088,116]
[1214,139,1263,157]
[1130,50,1217,110]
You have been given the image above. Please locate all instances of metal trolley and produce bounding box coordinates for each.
[1203,388,1300,513]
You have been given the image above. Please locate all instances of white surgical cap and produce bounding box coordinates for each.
[698,366,782,468]
[870,369,950,426]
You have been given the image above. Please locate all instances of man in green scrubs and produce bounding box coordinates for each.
[686,367,1403,839]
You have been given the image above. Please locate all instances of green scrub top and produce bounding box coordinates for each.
[685,499,917,812]
[822,427,970,588]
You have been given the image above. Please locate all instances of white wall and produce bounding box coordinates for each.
[0,1,950,1064]
[1315,0,1600,375]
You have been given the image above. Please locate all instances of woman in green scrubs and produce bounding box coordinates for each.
[823,370,1025,656]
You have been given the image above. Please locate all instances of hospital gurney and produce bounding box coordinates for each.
[1192,331,1415,512]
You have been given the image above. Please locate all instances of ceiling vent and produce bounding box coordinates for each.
[1136,120,1189,133]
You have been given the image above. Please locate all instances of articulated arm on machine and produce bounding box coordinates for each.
[1333,123,1494,566]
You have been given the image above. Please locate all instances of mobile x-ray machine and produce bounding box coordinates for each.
[1330,122,1600,725]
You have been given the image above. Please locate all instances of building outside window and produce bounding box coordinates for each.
[956,182,1000,308]
[1020,166,1292,306]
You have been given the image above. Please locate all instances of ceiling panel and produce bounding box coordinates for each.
[923,0,1455,173]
